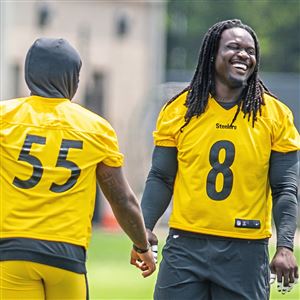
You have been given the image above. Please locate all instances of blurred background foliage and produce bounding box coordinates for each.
[166,0,300,73]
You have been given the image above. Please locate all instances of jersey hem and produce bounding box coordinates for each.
[1,233,88,249]
[154,141,176,147]
[169,223,272,240]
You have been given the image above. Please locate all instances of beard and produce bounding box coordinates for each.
[227,74,248,89]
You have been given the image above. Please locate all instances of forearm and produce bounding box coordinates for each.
[109,193,148,249]
[270,151,299,250]
[273,194,298,250]
[141,170,173,230]
[141,146,178,230]
[97,163,148,249]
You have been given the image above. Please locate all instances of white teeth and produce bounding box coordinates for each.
[232,63,247,70]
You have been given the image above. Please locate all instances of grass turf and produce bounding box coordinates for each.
[87,229,300,300]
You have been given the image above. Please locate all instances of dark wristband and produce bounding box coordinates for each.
[133,243,150,253]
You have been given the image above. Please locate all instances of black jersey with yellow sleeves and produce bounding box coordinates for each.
[153,92,300,240]
[0,96,123,249]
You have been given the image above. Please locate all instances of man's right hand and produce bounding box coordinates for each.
[146,229,158,263]
[130,248,156,278]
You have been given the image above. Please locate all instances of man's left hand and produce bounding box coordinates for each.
[270,247,299,294]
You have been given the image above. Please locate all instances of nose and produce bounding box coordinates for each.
[236,49,249,59]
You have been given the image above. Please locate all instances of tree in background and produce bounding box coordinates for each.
[167,0,300,74]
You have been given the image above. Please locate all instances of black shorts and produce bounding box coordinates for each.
[154,229,270,300]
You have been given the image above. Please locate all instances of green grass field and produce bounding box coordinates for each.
[87,229,300,300]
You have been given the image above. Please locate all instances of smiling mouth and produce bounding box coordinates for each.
[232,62,248,71]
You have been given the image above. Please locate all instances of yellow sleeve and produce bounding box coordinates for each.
[271,108,300,152]
[153,98,186,147]
[100,125,124,167]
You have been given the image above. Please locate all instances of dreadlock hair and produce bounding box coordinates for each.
[167,19,277,130]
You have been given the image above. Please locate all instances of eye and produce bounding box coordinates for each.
[247,48,256,55]
[227,44,239,50]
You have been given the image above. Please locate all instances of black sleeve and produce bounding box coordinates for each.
[269,151,299,251]
[141,146,178,230]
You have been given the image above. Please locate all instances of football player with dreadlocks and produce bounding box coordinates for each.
[141,19,299,300]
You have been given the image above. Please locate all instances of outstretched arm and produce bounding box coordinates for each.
[96,162,156,277]
[269,150,299,293]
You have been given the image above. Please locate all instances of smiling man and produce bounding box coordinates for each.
[141,19,300,300]
[215,27,256,90]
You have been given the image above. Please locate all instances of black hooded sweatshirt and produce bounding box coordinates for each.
[25,37,81,99]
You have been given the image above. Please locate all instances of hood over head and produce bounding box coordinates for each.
[25,38,82,100]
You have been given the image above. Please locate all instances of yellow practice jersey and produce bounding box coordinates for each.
[0,96,123,248]
[154,92,300,239]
